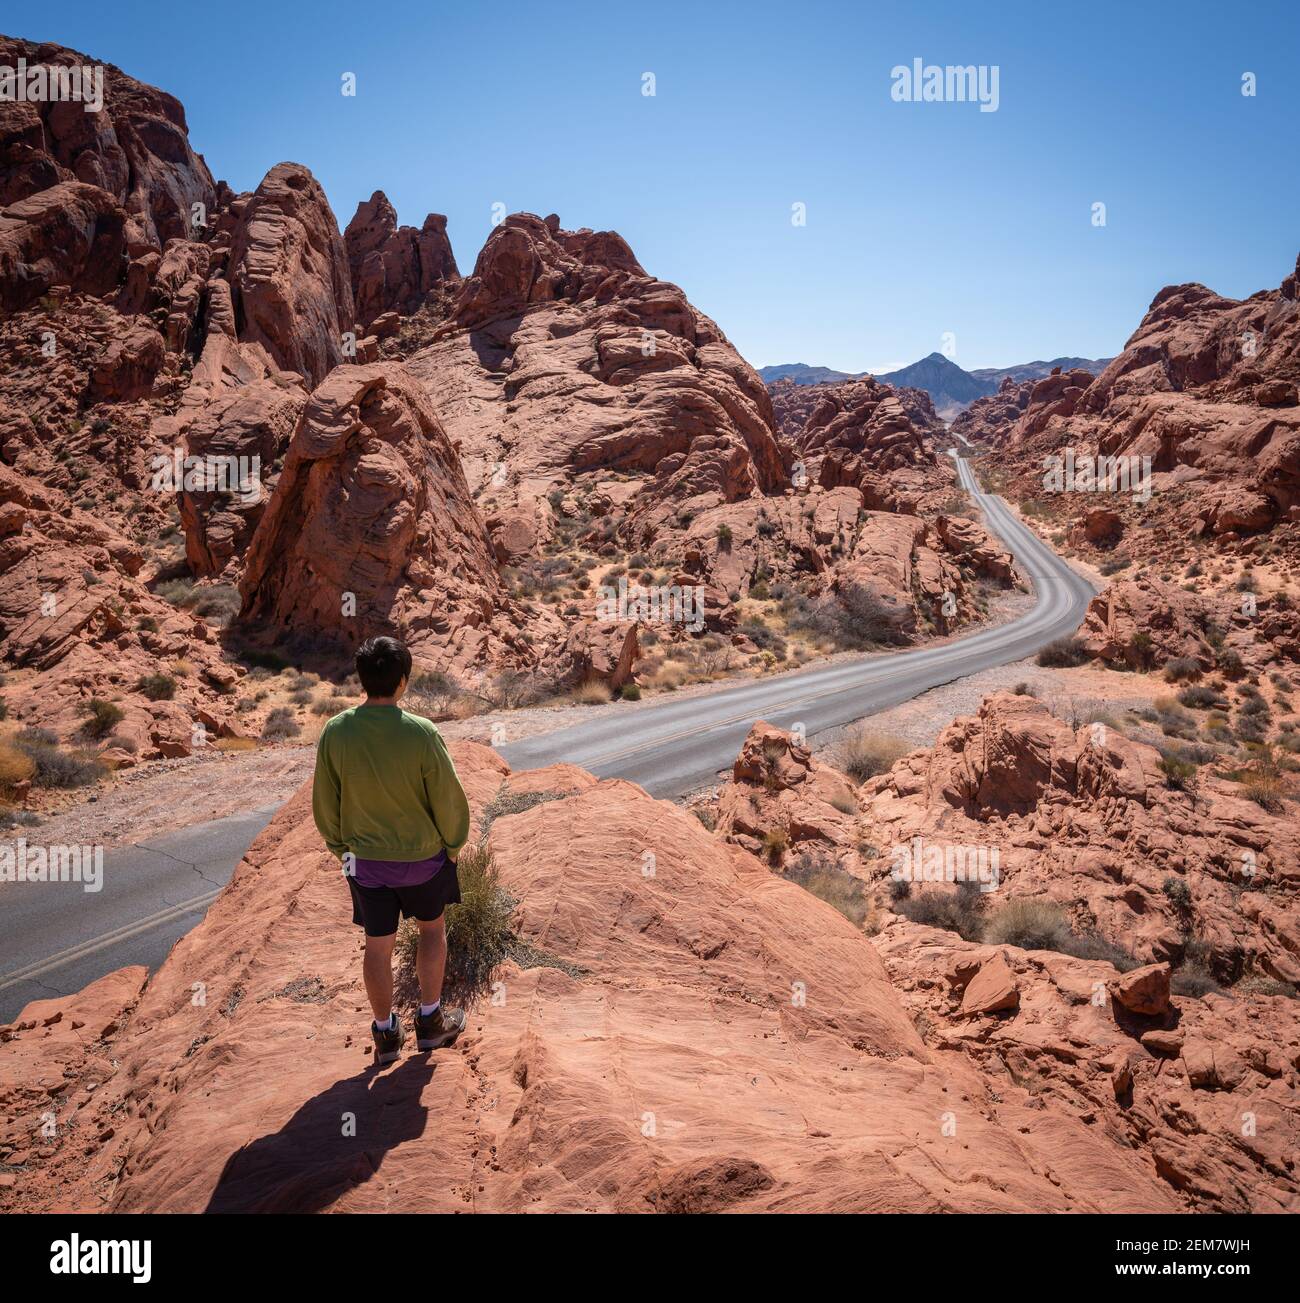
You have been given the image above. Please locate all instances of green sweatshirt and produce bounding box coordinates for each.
[312,705,471,863]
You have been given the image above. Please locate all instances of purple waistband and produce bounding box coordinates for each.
[351,851,447,889]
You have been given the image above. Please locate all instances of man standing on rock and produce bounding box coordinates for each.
[312,636,470,1064]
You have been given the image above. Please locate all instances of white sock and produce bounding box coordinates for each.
[374,1013,395,1030]
[420,1001,440,1017]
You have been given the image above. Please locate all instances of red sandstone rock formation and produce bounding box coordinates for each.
[226,163,355,387]
[344,190,458,327]
[236,362,541,680]
[4,732,1297,1212]
[0,36,216,251]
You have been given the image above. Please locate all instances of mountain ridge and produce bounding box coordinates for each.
[759,353,1114,420]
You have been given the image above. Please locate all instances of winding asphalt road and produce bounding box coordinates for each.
[0,453,1094,1022]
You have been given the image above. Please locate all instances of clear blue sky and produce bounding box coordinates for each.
[21,0,1300,371]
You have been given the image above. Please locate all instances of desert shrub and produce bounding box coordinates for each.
[888,876,911,903]
[1099,557,1130,576]
[1177,684,1225,709]
[619,682,642,701]
[1161,876,1192,911]
[981,898,1137,968]
[1239,772,1283,811]
[82,698,124,739]
[1158,754,1197,790]
[238,648,290,673]
[1217,648,1245,677]
[1064,931,1140,970]
[397,843,517,1004]
[1036,637,1088,668]
[136,672,176,701]
[192,585,240,624]
[0,739,36,793]
[762,825,789,865]
[310,698,336,715]
[782,851,873,928]
[1164,657,1202,683]
[571,678,613,706]
[16,735,103,788]
[1159,740,1215,767]
[838,728,908,783]
[491,668,557,710]
[260,707,301,741]
[154,577,198,607]
[716,524,733,547]
[288,687,314,705]
[1131,631,1155,670]
[1234,713,1268,743]
[898,883,985,940]
[1236,975,1298,999]
[1012,682,1035,696]
[478,786,563,841]
[739,618,786,656]
[1238,693,1271,717]
[983,897,1072,951]
[787,584,907,650]
[1171,962,1222,998]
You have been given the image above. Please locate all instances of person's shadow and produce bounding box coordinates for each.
[204,1055,436,1213]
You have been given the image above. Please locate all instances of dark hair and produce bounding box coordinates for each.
[355,636,412,697]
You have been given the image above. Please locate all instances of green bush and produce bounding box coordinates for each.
[136,673,176,701]
[620,682,642,701]
[397,844,518,1004]
[82,698,124,739]
[1159,754,1197,790]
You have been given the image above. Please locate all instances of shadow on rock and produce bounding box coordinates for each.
[205,1055,435,1213]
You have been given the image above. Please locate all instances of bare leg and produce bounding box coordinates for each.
[363,932,397,1023]
[416,916,448,1007]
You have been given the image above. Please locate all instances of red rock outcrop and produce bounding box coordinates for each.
[0,180,126,311]
[406,213,787,557]
[0,741,1235,1214]
[227,162,355,387]
[962,256,1300,568]
[0,36,216,251]
[859,692,1300,985]
[0,463,246,754]
[344,190,458,327]
[236,362,541,680]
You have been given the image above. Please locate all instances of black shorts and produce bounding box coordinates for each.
[346,863,462,937]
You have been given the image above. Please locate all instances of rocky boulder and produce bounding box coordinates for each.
[227,163,355,387]
[344,190,458,326]
[236,362,538,680]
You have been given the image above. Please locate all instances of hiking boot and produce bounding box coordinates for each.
[415,1005,466,1051]
[371,1014,404,1065]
